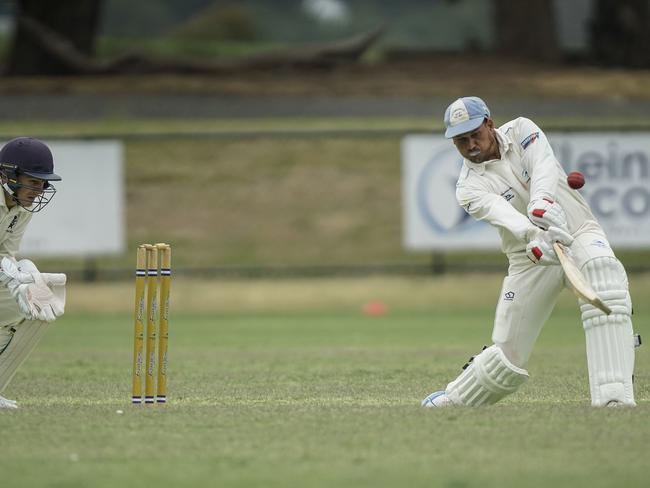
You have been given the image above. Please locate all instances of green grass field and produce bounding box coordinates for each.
[2,52,650,486]
[1,275,649,487]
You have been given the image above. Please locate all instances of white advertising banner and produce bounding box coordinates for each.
[9,140,126,257]
[402,133,650,250]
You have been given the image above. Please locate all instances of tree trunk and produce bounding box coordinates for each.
[493,0,561,63]
[590,0,650,68]
[6,0,103,75]
[4,14,383,76]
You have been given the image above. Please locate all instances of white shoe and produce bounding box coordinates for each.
[421,391,454,408]
[606,400,635,408]
[0,395,18,409]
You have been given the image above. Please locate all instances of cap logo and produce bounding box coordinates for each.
[447,99,472,127]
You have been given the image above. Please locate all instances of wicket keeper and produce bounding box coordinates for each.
[422,97,637,408]
[0,137,67,409]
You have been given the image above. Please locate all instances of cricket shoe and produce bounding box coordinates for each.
[606,400,635,408]
[421,390,454,408]
[0,395,17,409]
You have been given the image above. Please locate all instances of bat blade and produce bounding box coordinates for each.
[553,242,612,315]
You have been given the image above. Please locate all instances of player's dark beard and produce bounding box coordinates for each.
[471,135,499,163]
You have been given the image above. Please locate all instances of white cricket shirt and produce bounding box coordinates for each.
[455,117,601,264]
[0,195,33,257]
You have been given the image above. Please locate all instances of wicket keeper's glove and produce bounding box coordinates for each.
[0,257,33,316]
[15,271,66,322]
[0,257,66,322]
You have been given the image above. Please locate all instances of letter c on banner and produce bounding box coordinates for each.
[590,188,617,218]
[622,187,650,217]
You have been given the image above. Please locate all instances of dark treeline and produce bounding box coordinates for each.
[3,0,650,75]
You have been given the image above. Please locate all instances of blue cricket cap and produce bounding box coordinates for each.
[443,96,490,139]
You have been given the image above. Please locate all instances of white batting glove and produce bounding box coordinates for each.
[527,198,568,230]
[526,226,574,266]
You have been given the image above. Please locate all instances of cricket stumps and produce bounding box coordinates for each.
[132,243,172,405]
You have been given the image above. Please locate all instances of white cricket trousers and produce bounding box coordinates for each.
[492,229,622,368]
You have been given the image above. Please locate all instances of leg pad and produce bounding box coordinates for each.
[446,345,529,406]
[0,320,49,393]
[581,257,636,406]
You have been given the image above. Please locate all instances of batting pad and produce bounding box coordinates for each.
[446,345,529,406]
[581,257,636,406]
[0,320,49,393]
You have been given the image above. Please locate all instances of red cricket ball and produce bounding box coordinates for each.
[567,171,585,189]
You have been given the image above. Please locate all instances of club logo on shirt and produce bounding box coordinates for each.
[500,187,516,202]
[521,132,540,149]
[6,216,18,233]
[591,239,609,249]
[504,291,515,301]
[521,169,531,182]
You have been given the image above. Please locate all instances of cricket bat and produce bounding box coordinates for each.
[553,242,612,315]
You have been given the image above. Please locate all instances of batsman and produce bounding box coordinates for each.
[422,97,638,408]
[0,137,67,409]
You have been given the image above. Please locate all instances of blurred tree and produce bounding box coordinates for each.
[590,0,650,68]
[1,0,381,76]
[100,0,176,37]
[6,0,103,75]
[493,0,560,62]
[173,3,263,42]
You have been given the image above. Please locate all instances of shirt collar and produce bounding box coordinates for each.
[462,126,512,174]
[0,192,29,213]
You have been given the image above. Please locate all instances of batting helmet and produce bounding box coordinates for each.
[0,137,61,212]
[0,137,61,181]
